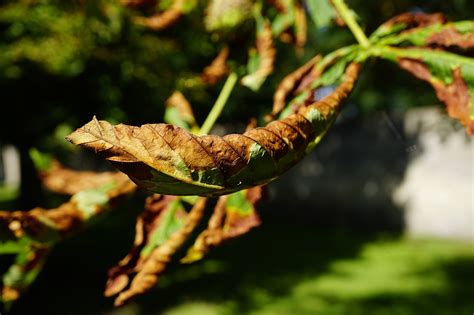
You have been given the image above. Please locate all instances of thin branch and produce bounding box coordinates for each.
[199,72,239,135]
[331,0,370,48]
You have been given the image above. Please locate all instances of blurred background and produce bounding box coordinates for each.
[0,0,472,314]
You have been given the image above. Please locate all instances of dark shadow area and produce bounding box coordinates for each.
[9,218,473,315]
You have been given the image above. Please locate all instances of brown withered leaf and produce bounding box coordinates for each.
[398,58,474,134]
[181,186,263,264]
[40,160,131,195]
[112,197,208,306]
[67,63,361,196]
[271,55,321,119]
[427,27,474,49]
[105,194,186,297]
[201,46,230,85]
[134,0,185,31]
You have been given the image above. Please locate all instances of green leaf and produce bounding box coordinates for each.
[306,0,337,28]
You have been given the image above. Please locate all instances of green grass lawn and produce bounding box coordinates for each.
[151,228,474,315]
[10,216,474,315]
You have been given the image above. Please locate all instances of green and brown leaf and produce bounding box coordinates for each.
[369,12,474,134]
[106,196,208,306]
[181,186,263,264]
[67,63,361,197]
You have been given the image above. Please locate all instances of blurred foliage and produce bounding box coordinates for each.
[8,221,474,315]
[1,0,472,150]
[0,0,473,311]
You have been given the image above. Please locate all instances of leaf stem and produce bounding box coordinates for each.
[331,0,370,48]
[199,72,238,135]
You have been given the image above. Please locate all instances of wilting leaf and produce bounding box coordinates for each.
[367,12,474,134]
[181,186,263,264]
[164,91,199,133]
[67,63,361,196]
[241,18,276,91]
[396,54,474,134]
[306,0,337,28]
[108,197,208,306]
[0,174,136,242]
[200,46,230,85]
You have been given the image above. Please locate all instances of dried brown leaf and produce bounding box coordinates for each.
[427,26,474,49]
[105,194,183,297]
[40,160,131,195]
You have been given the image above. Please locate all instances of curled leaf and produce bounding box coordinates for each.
[241,19,276,91]
[112,197,208,306]
[67,63,361,196]
[181,186,263,264]
[200,46,230,85]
